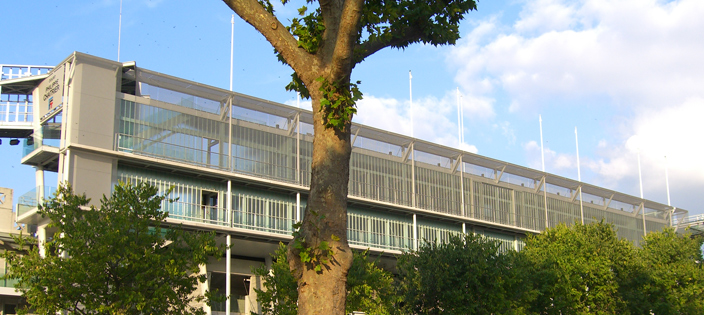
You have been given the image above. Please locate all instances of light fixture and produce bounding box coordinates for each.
[9,139,20,146]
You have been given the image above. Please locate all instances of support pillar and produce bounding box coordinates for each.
[36,166,45,205]
[296,193,301,222]
[412,214,418,250]
[226,234,231,315]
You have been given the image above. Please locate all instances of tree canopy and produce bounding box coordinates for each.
[254,222,704,315]
[520,222,636,314]
[3,182,224,315]
[396,233,527,315]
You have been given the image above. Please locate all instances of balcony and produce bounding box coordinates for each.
[21,116,61,172]
[16,186,56,224]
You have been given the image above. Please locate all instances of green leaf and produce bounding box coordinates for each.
[297,6,307,16]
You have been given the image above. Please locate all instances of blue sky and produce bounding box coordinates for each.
[1,0,702,215]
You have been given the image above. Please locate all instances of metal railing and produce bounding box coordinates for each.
[116,133,301,184]
[1,65,53,125]
[684,214,704,225]
[162,199,296,236]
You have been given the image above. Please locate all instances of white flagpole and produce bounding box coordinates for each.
[575,127,584,224]
[638,149,646,235]
[665,155,671,206]
[460,95,464,144]
[539,115,545,172]
[409,70,413,138]
[457,87,461,147]
[229,15,234,92]
[226,15,234,315]
[540,115,548,228]
[638,151,644,199]
[118,0,123,62]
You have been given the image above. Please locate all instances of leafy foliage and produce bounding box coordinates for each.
[252,243,398,315]
[3,182,224,315]
[627,228,704,314]
[316,77,362,129]
[260,0,479,131]
[396,233,525,315]
[251,244,298,315]
[520,221,635,315]
[290,211,340,273]
[356,0,478,53]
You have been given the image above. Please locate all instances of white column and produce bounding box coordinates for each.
[296,192,301,222]
[459,156,465,217]
[412,214,418,251]
[202,264,211,315]
[35,166,45,205]
[227,181,232,226]
[226,234,231,315]
[37,223,48,258]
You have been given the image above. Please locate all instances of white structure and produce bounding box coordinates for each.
[1,53,688,314]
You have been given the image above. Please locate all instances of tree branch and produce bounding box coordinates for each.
[353,26,424,66]
[221,0,315,80]
[329,0,364,80]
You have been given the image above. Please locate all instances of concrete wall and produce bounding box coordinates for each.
[61,55,121,203]
[66,57,120,151]
[64,151,116,205]
[0,188,13,234]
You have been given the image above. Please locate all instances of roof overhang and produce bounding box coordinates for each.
[0,74,48,95]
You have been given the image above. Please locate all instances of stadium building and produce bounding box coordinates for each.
[0,52,690,314]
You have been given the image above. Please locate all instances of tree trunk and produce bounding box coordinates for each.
[288,85,354,315]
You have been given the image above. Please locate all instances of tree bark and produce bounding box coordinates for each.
[287,83,354,315]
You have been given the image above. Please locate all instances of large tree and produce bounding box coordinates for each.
[520,222,636,315]
[252,243,398,315]
[396,233,527,315]
[220,1,477,313]
[629,228,704,314]
[3,182,224,315]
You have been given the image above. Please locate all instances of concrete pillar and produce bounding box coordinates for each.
[226,234,231,315]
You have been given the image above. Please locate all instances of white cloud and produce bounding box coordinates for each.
[453,0,704,212]
[451,0,704,111]
[523,140,577,174]
[514,0,577,33]
[352,92,483,154]
[493,121,517,145]
[284,92,483,155]
[594,98,704,184]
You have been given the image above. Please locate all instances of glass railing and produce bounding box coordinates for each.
[22,123,61,156]
[17,186,56,217]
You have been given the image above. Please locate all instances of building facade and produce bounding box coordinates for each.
[1,52,688,314]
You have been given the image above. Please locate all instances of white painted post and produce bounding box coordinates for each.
[575,127,584,224]
[226,234,231,314]
[413,213,418,250]
[230,15,234,92]
[409,71,413,138]
[117,0,123,62]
